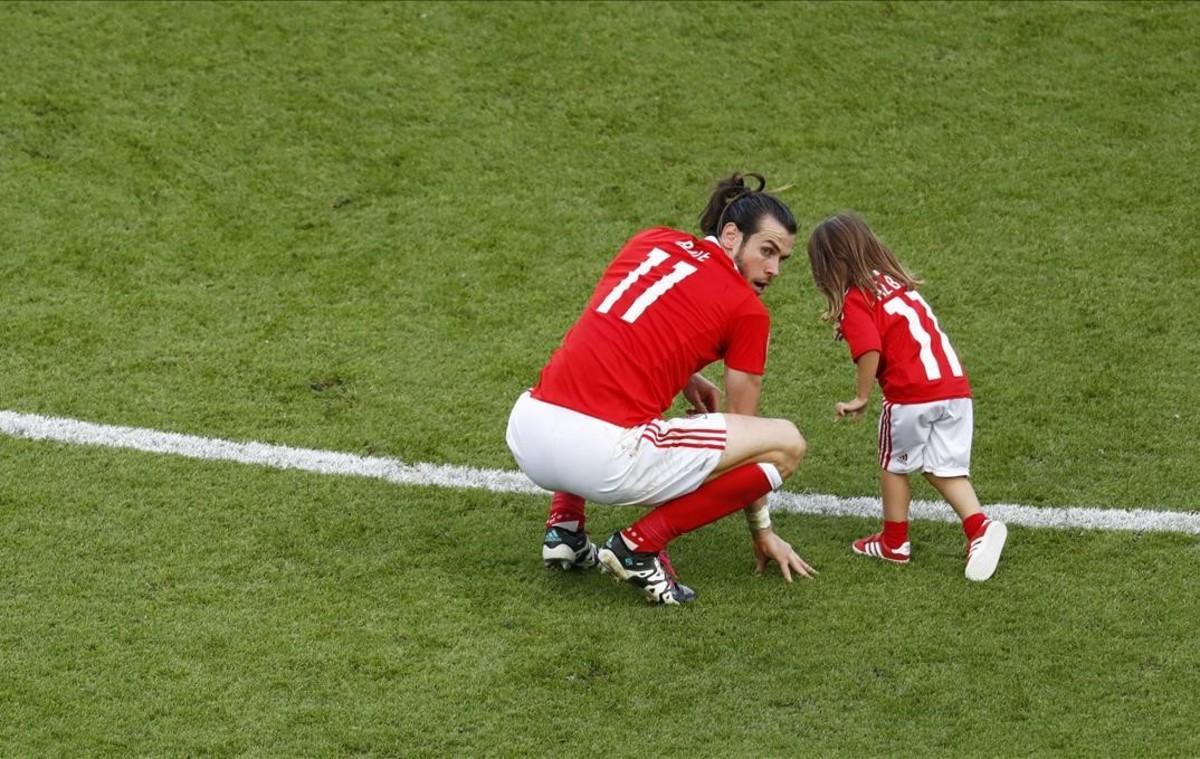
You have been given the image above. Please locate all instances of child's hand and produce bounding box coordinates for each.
[835,397,869,420]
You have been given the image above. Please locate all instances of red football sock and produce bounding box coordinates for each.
[883,520,909,548]
[623,463,777,553]
[546,492,586,532]
[962,512,987,540]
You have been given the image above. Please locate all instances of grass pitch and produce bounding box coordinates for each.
[2,1,1198,755]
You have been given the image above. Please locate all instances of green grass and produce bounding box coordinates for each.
[2,1,1199,754]
[3,439,1198,755]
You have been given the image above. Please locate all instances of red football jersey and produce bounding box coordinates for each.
[532,226,770,427]
[839,272,971,404]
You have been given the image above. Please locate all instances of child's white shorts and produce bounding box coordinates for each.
[878,397,973,477]
[506,391,726,506]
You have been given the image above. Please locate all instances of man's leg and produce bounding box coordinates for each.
[584,412,805,604]
[624,462,782,553]
[598,461,782,604]
[508,392,617,572]
[542,492,597,570]
[546,491,586,532]
[708,414,806,480]
[627,413,804,553]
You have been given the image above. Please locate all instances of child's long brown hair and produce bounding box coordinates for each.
[807,213,922,321]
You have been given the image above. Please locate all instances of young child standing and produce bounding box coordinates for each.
[807,213,1007,581]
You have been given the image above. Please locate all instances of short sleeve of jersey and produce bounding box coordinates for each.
[724,308,771,375]
[840,290,881,361]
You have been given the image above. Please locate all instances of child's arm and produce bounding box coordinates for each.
[836,350,880,418]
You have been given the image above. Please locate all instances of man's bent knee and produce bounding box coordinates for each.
[751,421,805,480]
[774,422,806,479]
[716,415,807,480]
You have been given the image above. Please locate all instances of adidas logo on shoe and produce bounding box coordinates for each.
[851,532,911,564]
[541,526,597,571]
[965,519,1007,582]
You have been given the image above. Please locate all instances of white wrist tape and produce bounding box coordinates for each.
[746,506,771,531]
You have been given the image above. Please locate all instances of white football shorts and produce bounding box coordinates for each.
[506,391,726,506]
[878,397,973,477]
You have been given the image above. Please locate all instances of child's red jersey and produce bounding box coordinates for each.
[839,272,971,404]
[533,227,769,427]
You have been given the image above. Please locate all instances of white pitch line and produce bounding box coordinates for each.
[1,409,1197,535]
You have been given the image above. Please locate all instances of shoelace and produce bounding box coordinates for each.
[966,523,991,558]
[657,549,679,580]
[967,535,984,558]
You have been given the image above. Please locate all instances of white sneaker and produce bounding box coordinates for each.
[965,519,1007,581]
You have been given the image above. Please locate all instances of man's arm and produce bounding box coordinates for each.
[725,368,817,581]
[724,367,762,416]
[683,372,722,414]
[724,367,766,525]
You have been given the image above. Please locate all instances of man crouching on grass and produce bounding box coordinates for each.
[506,172,817,605]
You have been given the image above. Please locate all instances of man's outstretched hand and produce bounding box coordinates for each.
[751,529,818,582]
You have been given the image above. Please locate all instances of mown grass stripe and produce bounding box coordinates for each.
[2,409,1197,534]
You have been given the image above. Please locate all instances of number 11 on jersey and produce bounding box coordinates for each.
[882,291,964,381]
[596,248,698,324]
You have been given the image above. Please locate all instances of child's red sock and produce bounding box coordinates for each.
[546,492,586,532]
[883,519,909,548]
[622,463,781,553]
[962,512,987,540]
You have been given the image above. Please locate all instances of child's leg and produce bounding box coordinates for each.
[851,467,912,560]
[923,474,986,538]
[925,473,1006,580]
[922,474,980,518]
[855,400,922,560]
[879,470,912,549]
[923,398,988,538]
[882,470,913,522]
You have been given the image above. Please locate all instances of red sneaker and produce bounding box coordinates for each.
[965,519,1007,581]
[852,532,911,564]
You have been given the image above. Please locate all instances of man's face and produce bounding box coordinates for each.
[722,216,795,296]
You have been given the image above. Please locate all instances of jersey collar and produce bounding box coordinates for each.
[703,235,741,273]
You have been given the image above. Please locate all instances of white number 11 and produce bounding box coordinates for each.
[882,292,964,381]
[596,248,698,324]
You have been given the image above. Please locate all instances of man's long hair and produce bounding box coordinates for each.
[698,172,797,239]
